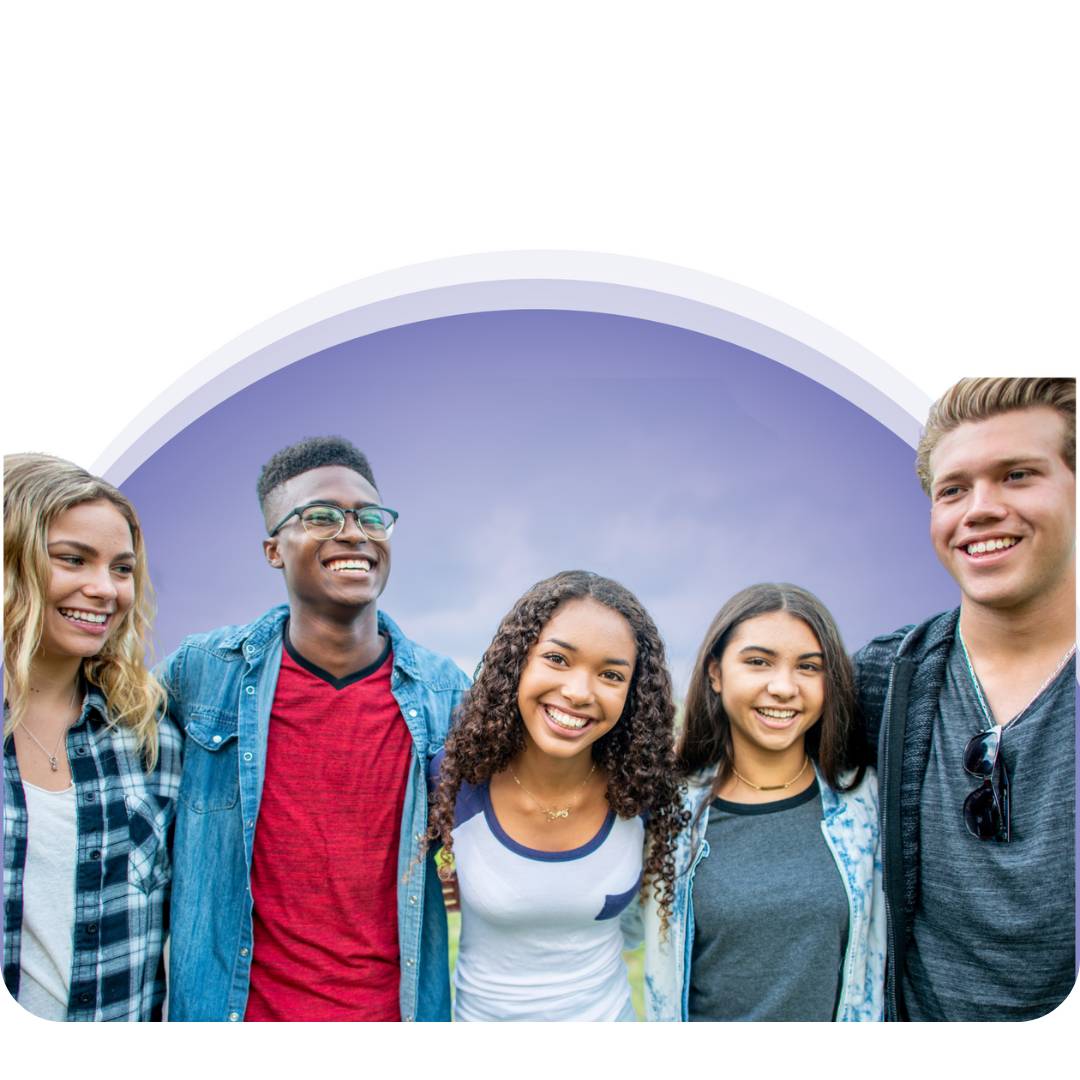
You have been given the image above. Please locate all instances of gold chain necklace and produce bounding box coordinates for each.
[730,755,809,792]
[509,762,597,820]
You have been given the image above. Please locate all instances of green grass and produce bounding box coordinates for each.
[446,910,645,1020]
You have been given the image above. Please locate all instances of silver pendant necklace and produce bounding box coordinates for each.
[22,726,67,772]
[22,680,81,771]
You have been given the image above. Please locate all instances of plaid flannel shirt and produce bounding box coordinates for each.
[3,687,181,1021]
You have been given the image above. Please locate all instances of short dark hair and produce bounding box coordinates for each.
[256,436,377,512]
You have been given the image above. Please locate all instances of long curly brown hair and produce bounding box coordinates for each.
[428,570,687,930]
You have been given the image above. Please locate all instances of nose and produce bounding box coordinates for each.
[337,510,368,544]
[766,669,797,699]
[963,480,1008,524]
[560,668,595,706]
[82,565,118,601]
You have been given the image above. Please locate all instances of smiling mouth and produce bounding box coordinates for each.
[59,608,110,628]
[961,537,1020,559]
[543,704,593,732]
[755,707,798,728]
[325,558,373,573]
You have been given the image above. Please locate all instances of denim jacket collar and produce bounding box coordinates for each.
[216,602,427,681]
[164,603,469,1023]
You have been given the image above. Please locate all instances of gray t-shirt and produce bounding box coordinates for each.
[904,638,1076,1021]
[688,779,849,1021]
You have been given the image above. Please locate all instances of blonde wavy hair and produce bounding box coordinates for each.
[3,454,165,768]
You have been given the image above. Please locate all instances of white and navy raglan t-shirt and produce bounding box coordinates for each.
[431,752,643,1021]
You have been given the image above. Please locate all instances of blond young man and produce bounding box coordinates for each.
[855,378,1076,1021]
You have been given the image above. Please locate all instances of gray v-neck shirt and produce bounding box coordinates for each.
[904,638,1076,1021]
[688,779,849,1021]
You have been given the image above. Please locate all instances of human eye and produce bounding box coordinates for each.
[600,669,626,683]
[541,652,568,666]
[1005,468,1033,482]
[799,661,823,674]
[934,484,964,501]
[112,562,135,576]
[55,553,83,566]
[303,506,342,527]
[744,656,768,667]
[358,507,390,528]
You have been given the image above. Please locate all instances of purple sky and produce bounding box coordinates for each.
[122,309,956,692]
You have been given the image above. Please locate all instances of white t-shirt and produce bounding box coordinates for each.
[19,781,77,1021]
[450,775,642,1021]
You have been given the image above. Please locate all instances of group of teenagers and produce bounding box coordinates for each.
[2,375,1075,1024]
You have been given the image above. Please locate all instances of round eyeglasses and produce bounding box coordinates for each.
[268,502,399,542]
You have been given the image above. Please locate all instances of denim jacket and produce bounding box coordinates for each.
[160,604,469,1022]
[633,765,885,1021]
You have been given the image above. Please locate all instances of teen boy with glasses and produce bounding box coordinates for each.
[161,436,469,1021]
[856,378,1076,1021]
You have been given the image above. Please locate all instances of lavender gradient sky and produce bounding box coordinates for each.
[122,309,956,692]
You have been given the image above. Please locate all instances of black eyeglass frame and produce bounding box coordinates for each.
[962,726,1011,843]
[268,501,400,541]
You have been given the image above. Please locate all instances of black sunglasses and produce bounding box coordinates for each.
[962,727,1010,842]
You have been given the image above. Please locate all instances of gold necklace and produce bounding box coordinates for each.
[509,762,597,820]
[730,755,809,792]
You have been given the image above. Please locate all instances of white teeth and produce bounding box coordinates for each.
[545,705,588,730]
[59,608,107,624]
[327,559,371,572]
[965,537,1017,555]
[757,708,796,719]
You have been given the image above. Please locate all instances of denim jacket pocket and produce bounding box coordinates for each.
[126,793,173,895]
[179,713,240,813]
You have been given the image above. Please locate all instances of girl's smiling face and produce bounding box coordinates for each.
[516,598,637,761]
[41,499,137,662]
[707,610,826,760]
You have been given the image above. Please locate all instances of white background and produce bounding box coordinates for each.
[1,0,1076,1073]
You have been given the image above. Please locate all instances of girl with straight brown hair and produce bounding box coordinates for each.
[636,582,884,1021]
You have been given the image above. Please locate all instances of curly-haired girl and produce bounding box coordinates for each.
[4,454,180,1021]
[427,570,685,1021]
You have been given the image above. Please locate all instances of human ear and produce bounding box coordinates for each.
[263,537,284,569]
[706,657,722,695]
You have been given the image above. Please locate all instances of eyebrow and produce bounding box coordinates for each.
[298,499,377,510]
[48,539,136,561]
[737,645,824,660]
[544,637,633,666]
[934,455,1052,486]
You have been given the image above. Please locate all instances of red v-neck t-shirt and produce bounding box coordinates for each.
[245,628,413,1021]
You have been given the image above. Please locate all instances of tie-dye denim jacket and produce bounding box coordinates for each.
[630,764,885,1021]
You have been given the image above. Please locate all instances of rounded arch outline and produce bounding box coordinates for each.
[96,251,928,484]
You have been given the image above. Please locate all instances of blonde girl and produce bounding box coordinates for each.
[3,453,180,1021]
